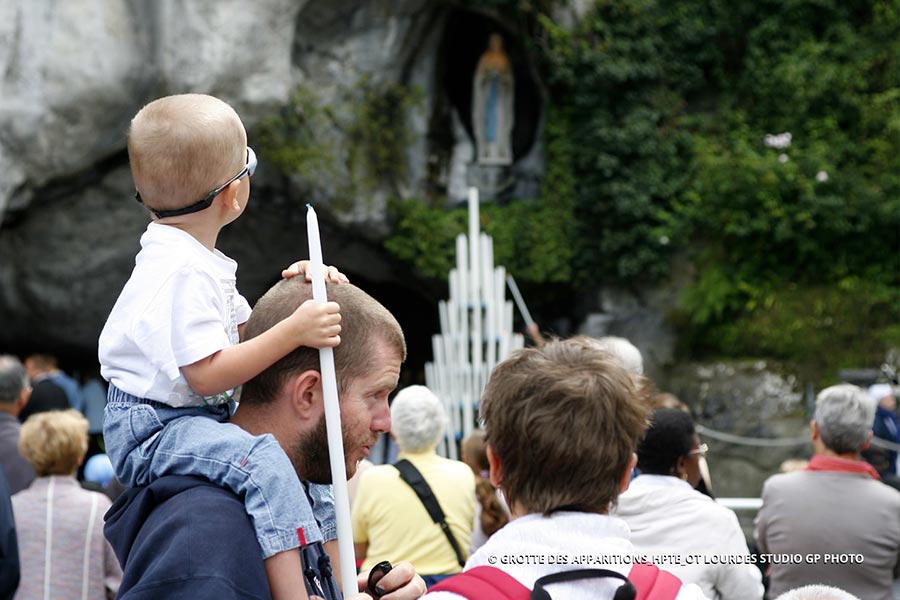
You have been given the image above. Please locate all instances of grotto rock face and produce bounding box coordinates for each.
[665,360,811,499]
[1,0,528,360]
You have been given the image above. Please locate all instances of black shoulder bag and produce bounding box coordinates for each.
[394,459,466,568]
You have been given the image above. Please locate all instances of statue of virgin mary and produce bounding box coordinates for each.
[472,34,514,166]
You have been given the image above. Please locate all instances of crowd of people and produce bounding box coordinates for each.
[1,92,897,600]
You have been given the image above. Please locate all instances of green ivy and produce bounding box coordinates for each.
[254,79,423,207]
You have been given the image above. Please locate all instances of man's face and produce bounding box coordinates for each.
[294,338,401,484]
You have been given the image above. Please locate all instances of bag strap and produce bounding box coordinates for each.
[430,563,681,600]
[394,459,466,568]
[628,563,682,600]
[428,566,530,599]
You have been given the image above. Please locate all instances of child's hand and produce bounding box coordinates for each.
[282,260,349,284]
[290,299,342,349]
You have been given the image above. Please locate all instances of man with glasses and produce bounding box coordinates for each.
[99,93,350,599]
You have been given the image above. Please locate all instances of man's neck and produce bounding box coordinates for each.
[815,443,861,462]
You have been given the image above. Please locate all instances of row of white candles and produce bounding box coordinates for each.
[425,187,524,460]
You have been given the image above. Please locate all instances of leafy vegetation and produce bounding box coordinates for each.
[260,0,900,379]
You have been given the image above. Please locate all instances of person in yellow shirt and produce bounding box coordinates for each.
[353,385,475,588]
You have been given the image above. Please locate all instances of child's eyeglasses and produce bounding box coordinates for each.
[135,146,257,219]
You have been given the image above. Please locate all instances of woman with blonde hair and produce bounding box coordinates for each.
[12,409,121,599]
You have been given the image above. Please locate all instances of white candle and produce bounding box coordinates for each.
[306,204,357,595]
[506,273,534,326]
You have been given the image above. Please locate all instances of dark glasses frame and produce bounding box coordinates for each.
[135,146,257,219]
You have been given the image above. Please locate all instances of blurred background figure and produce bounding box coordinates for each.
[78,366,108,480]
[83,454,115,490]
[592,335,644,376]
[24,354,82,413]
[460,429,509,553]
[778,458,810,473]
[613,408,764,599]
[869,383,899,475]
[0,356,35,494]
[353,385,475,588]
[0,467,19,600]
[12,409,121,600]
[861,445,900,491]
[18,355,67,423]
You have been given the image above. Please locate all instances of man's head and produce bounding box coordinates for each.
[239,278,406,483]
[0,355,31,414]
[23,353,57,380]
[480,338,650,515]
[128,93,248,215]
[390,385,447,454]
[19,409,89,477]
[813,383,875,455]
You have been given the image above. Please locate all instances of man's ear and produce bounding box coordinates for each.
[810,419,819,441]
[288,370,323,418]
[620,452,638,494]
[486,443,502,488]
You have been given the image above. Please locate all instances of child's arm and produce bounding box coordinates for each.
[181,299,341,397]
[282,260,349,283]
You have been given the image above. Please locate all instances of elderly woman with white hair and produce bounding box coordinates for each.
[352,385,475,588]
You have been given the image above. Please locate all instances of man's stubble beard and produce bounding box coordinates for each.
[293,413,365,484]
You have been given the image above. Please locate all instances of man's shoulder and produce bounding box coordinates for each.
[109,476,269,600]
[763,468,900,513]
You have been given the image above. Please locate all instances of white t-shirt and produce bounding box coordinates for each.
[99,222,252,407]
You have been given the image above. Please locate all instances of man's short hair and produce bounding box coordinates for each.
[480,338,650,514]
[19,409,89,476]
[127,93,247,212]
[815,384,875,454]
[391,385,447,453]
[0,355,28,405]
[240,278,406,404]
[24,353,57,371]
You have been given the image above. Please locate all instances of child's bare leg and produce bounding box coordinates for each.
[265,550,310,600]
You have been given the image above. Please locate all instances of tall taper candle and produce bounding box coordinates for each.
[306,204,357,595]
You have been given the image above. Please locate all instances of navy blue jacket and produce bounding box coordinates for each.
[0,467,19,600]
[874,405,900,475]
[104,476,270,599]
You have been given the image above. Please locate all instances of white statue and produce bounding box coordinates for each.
[472,34,514,166]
